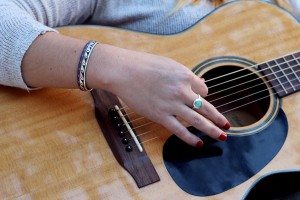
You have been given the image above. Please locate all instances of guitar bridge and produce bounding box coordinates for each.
[91,89,160,188]
[109,105,144,152]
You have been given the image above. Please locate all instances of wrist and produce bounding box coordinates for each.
[86,44,130,92]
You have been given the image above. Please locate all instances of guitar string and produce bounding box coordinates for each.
[118,106,129,111]
[216,74,298,108]
[120,76,300,134]
[116,54,300,112]
[215,77,296,108]
[123,67,300,119]
[120,63,300,118]
[120,110,135,117]
[130,125,160,139]
[128,128,158,146]
[204,52,299,83]
[124,68,298,127]
[131,82,299,147]
[136,130,152,137]
[206,66,299,98]
[116,56,300,146]
[131,136,159,147]
[210,68,300,102]
[129,116,147,123]
[119,115,148,129]
[115,58,300,142]
[129,121,154,131]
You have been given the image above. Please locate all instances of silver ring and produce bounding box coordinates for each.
[193,95,203,110]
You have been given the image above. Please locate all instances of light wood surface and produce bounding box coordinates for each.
[0,1,299,199]
[276,0,293,11]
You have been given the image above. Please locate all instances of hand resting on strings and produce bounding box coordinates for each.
[22,33,230,148]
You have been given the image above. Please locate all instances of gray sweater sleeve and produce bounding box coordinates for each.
[0,0,96,89]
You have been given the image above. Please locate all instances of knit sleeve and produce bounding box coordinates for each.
[0,0,96,89]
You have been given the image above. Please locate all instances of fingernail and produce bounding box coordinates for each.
[218,132,227,141]
[222,122,231,130]
[196,140,204,148]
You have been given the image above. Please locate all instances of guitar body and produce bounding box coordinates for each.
[0,1,299,199]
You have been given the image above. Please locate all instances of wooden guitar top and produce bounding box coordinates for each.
[0,1,299,199]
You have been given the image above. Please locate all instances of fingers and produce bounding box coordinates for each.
[176,105,228,141]
[199,98,230,129]
[162,116,204,148]
[191,74,208,97]
[189,74,229,129]
[183,90,230,129]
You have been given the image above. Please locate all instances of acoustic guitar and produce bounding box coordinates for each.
[0,1,299,199]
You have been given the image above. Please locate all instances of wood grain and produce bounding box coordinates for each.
[0,1,299,199]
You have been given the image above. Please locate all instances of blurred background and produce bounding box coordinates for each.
[274,0,300,19]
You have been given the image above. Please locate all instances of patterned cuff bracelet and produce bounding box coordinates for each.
[77,40,99,91]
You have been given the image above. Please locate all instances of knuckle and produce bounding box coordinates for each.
[202,86,209,97]
[170,85,186,98]
[152,112,164,123]
[173,127,185,137]
[207,126,218,136]
[188,73,197,83]
[193,115,203,127]
[180,70,194,82]
[202,104,211,115]
[206,102,217,116]
[217,115,226,125]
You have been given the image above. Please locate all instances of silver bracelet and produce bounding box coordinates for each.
[77,40,99,91]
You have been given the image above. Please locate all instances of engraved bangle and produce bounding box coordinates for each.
[77,40,99,91]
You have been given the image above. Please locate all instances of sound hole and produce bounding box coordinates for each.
[203,65,270,127]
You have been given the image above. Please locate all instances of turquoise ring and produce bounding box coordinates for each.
[193,95,203,110]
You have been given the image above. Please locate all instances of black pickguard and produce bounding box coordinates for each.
[163,109,288,196]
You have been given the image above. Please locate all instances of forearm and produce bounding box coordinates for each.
[0,0,96,89]
[22,32,128,91]
[23,33,86,89]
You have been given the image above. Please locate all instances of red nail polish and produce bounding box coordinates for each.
[196,141,204,148]
[218,133,227,141]
[222,122,231,130]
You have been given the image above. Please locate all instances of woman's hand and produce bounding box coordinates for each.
[91,44,230,148]
[21,33,229,147]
